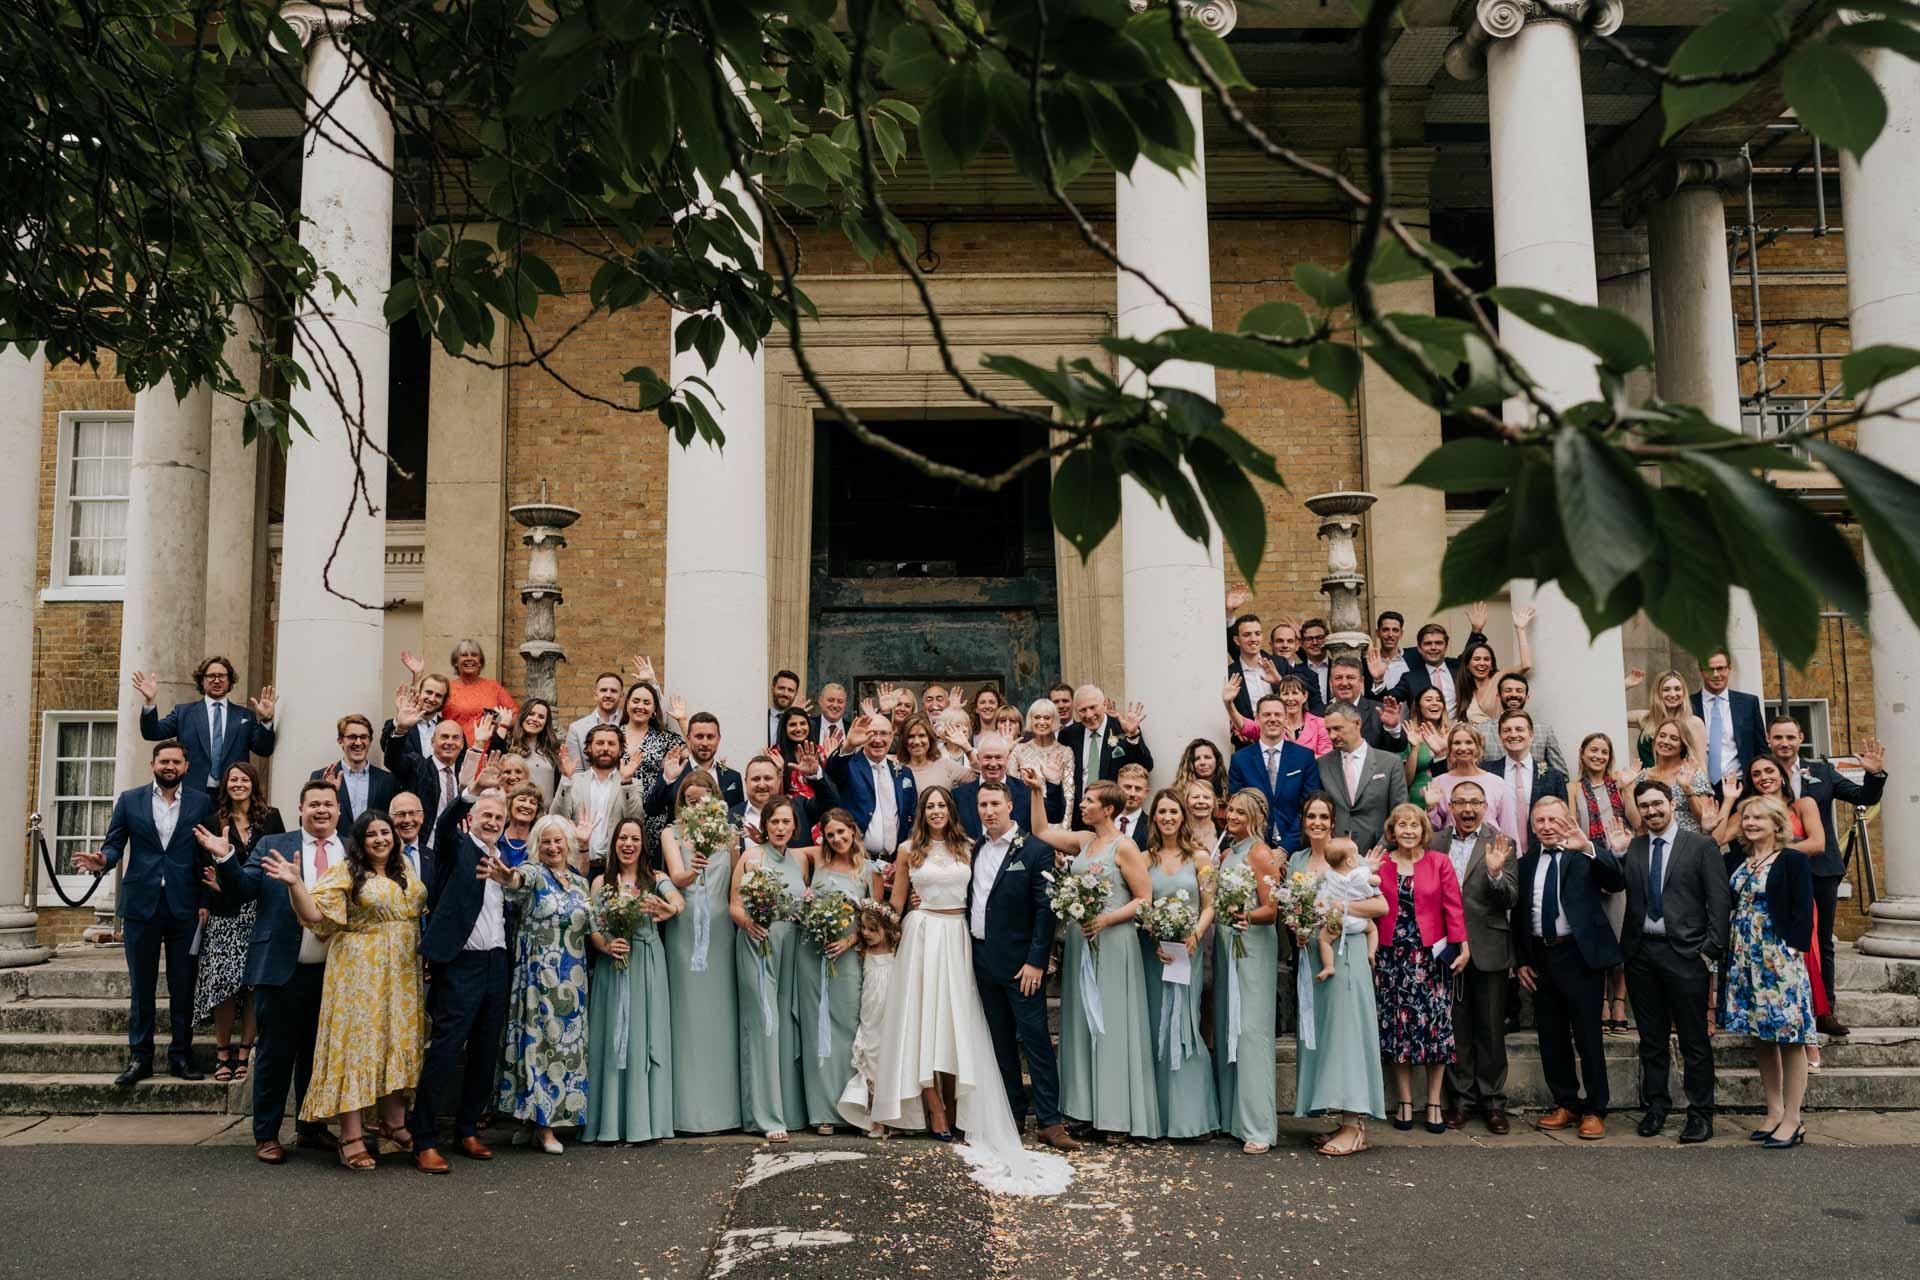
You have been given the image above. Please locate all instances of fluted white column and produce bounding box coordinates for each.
[1470,1,1631,758]
[1643,171,1764,693]
[1844,41,1920,957]
[203,290,268,683]
[270,4,395,813]
[1116,73,1227,788]
[0,349,49,966]
[664,172,767,749]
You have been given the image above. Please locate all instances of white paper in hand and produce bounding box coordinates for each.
[1160,942,1192,986]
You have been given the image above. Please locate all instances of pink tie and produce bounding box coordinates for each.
[314,838,330,875]
[1344,752,1361,799]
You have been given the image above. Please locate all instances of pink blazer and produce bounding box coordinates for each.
[1377,850,1468,949]
[1233,712,1333,757]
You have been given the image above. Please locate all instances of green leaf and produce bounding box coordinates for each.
[1403,438,1525,493]
[871,111,907,169]
[1237,301,1311,339]
[622,365,674,410]
[1076,82,1140,175]
[1099,335,1172,373]
[618,55,674,171]
[1156,327,1311,378]
[1484,286,1654,373]
[1641,491,1731,661]
[1840,343,1920,398]
[1052,447,1122,559]
[1809,440,1920,631]
[881,24,948,91]
[1293,262,1349,311]
[919,65,991,179]
[1437,501,1515,609]
[1187,436,1266,580]
[1308,342,1362,403]
[1785,44,1887,156]
[516,251,562,297]
[1552,428,1657,598]
[1661,12,1785,142]
[876,97,921,126]
[382,276,421,326]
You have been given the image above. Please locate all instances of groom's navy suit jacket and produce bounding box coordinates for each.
[965,828,1058,985]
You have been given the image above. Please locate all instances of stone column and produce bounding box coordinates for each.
[1843,42,1920,958]
[204,290,269,684]
[1639,158,1765,694]
[664,172,768,749]
[1116,2,1233,787]
[0,349,49,966]
[116,380,214,804]
[269,3,395,813]
[1449,0,1631,759]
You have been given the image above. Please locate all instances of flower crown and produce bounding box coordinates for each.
[857,899,900,925]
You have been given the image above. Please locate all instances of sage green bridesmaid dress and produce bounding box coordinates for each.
[797,866,865,1129]
[1213,836,1278,1146]
[662,829,740,1133]
[1140,857,1217,1138]
[735,844,808,1135]
[1058,841,1159,1137]
[583,873,674,1142]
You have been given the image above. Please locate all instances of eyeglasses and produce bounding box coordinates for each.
[340,734,372,744]
[1301,632,1327,642]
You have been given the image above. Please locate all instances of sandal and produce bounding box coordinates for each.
[212,1046,235,1083]
[232,1043,251,1081]
[378,1121,415,1152]
[1242,1141,1270,1154]
[1319,1123,1369,1158]
[767,1130,791,1144]
[338,1137,377,1171]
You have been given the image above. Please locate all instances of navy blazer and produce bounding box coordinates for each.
[1225,739,1316,851]
[1511,844,1627,972]
[419,795,502,964]
[101,784,215,922]
[213,829,315,988]
[1757,847,1816,953]
[644,763,746,822]
[1690,689,1767,779]
[966,828,1058,984]
[140,699,275,789]
[308,762,404,827]
[1791,758,1888,877]
[1057,718,1154,828]
[1479,757,1570,856]
[956,776,1065,842]
[1227,652,1324,719]
[823,749,918,851]
[383,732,473,845]
[1387,630,1487,708]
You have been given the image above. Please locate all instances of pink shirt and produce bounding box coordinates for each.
[1232,712,1332,757]
[1426,770,1512,839]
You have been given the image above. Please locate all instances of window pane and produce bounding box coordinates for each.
[54,839,83,877]
[73,418,104,458]
[99,417,132,459]
[90,721,116,756]
[97,457,130,497]
[67,533,100,578]
[98,537,127,577]
[56,804,86,838]
[90,761,115,794]
[56,759,86,794]
[57,721,88,756]
[70,458,101,498]
[90,802,114,838]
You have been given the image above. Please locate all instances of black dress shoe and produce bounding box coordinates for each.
[1636,1108,1668,1138]
[114,1059,154,1087]
[168,1057,205,1081]
[1679,1114,1714,1144]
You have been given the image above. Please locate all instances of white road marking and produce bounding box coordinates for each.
[709,1227,855,1278]
[738,1149,868,1189]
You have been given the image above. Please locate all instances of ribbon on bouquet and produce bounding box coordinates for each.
[690,870,713,973]
[1156,983,1194,1070]
[755,946,778,1037]
[612,963,633,1071]
[1226,950,1243,1064]
[816,955,834,1063]
[1296,960,1317,1053]
[1077,945,1106,1037]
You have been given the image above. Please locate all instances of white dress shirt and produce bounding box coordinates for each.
[1530,849,1570,939]
[863,755,898,855]
[1080,719,1107,786]
[1239,657,1272,707]
[150,785,183,851]
[1115,810,1142,842]
[297,831,337,963]
[1341,745,1368,799]
[971,829,1015,941]
[1426,662,1457,716]
[581,769,621,856]
[464,839,508,951]
[1304,660,1330,703]
[1701,691,1740,783]
[1447,831,1477,887]
[203,697,230,786]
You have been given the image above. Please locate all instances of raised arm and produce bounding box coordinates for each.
[1021,767,1085,855]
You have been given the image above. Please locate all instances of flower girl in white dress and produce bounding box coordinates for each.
[846,900,901,1139]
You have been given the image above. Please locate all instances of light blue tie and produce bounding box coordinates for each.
[211,702,225,748]
[1707,697,1725,784]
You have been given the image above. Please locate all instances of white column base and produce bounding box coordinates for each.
[1857,897,1920,959]
[0,908,50,968]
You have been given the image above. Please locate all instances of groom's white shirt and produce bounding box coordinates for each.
[970,827,1015,942]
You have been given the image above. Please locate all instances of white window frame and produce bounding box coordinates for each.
[42,409,133,602]
[35,711,120,908]
[1776,697,1834,760]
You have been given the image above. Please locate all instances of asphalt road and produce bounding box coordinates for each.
[4,1133,1916,1279]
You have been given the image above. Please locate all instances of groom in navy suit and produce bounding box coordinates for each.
[969,779,1078,1152]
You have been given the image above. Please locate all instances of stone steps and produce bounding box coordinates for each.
[0,1033,221,1075]
[0,1073,240,1115]
[0,998,169,1036]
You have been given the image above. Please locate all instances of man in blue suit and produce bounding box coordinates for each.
[1512,795,1626,1140]
[1225,695,1316,851]
[309,713,403,825]
[203,778,345,1163]
[955,734,1064,841]
[1691,650,1766,796]
[1480,711,1570,856]
[74,740,216,1086]
[824,715,918,859]
[970,779,1078,1152]
[134,658,277,797]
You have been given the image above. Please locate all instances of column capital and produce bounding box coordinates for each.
[1444,0,1622,80]
[1126,0,1239,39]
[279,1,365,47]
[1619,151,1750,227]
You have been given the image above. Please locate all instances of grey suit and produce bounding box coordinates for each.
[1620,825,1731,1118]
[551,771,643,869]
[1316,743,1409,853]
[1435,824,1519,1113]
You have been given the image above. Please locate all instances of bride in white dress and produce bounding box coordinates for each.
[839,786,1071,1197]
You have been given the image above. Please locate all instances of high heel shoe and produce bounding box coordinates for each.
[1392,1100,1414,1132]
[1749,1120,1782,1142]
[1762,1123,1805,1150]
[929,1128,955,1143]
[1424,1104,1447,1135]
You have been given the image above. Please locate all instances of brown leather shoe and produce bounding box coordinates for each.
[458,1135,494,1160]
[254,1139,287,1165]
[414,1147,450,1174]
[1441,1107,1467,1130]
[1485,1109,1511,1135]
[1535,1107,1578,1131]
[1578,1114,1607,1140]
[1816,1013,1850,1038]
[1037,1124,1082,1153]
[294,1129,338,1153]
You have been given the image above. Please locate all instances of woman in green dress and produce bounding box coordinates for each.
[1291,792,1390,1157]
[661,770,741,1133]
[584,816,683,1143]
[1212,788,1282,1152]
[1403,687,1449,807]
[1027,772,1159,1143]
[796,808,865,1134]
[1139,789,1218,1140]
[729,795,812,1141]
[484,814,594,1154]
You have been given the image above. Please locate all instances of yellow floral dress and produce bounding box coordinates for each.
[300,864,429,1119]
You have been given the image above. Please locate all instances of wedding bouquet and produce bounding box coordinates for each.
[1044,863,1114,954]
[593,882,654,972]
[678,793,736,859]
[1140,890,1198,946]
[1269,870,1335,948]
[1212,864,1259,960]
[738,864,793,958]
[792,886,857,977]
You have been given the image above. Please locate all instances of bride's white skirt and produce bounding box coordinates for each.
[838,911,1072,1197]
